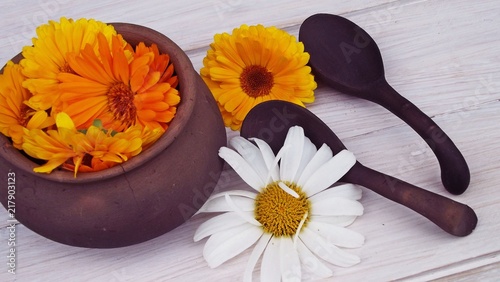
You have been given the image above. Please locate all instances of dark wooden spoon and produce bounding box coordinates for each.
[240,100,477,236]
[299,13,470,195]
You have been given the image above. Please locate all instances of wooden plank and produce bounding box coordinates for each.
[0,0,499,281]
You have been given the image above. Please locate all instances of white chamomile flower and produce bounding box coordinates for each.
[194,126,364,281]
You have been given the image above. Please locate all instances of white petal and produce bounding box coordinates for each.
[310,197,364,216]
[296,239,333,279]
[219,147,265,191]
[296,144,333,187]
[203,190,257,202]
[230,137,270,184]
[244,233,272,282]
[309,215,358,227]
[198,194,255,213]
[279,182,300,198]
[292,136,317,183]
[261,236,281,282]
[267,143,289,182]
[300,227,361,267]
[307,221,365,248]
[280,237,301,282]
[203,224,263,268]
[309,184,362,203]
[225,194,261,226]
[302,150,356,196]
[194,212,246,242]
[208,190,258,200]
[250,138,280,183]
[280,126,304,182]
[293,212,308,247]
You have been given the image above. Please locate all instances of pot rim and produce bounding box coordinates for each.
[0,22,197,183]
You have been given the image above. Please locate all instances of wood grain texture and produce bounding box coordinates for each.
[1,0,499,281]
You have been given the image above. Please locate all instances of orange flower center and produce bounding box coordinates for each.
[18,104,34,127]
[240,65,274,97]
[59,62,76,74]
[108,82,137,126]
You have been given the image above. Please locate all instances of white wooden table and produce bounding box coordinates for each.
[1,0,499,281]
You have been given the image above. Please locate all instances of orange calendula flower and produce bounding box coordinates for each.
[57,32,180,132]
[200,24,317,130]
[0,61,54,149]
[134,42,178,88]
[70,125,162,173]
[23,112,149,177]
[1,18,179,177]
[20,17,118,111]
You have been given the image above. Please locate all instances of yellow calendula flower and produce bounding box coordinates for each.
[140,126,165,149]
[57,33,180,132]
[85,124,143,164]
[200,24,317,130]
[0,61,54,149]
[20,17,117,111]
[22,113,78,175]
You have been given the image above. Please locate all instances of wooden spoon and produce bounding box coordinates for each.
[299,13,470,195]
[240,100,477,237]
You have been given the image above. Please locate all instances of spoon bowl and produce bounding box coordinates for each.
[241,100,477,237]
[299,13,470,195]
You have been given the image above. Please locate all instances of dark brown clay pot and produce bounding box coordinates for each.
[0,23,226,248]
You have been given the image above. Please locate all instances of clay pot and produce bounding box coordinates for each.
[0,23,226,248]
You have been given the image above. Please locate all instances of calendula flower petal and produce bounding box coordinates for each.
[26,111,54,130]
[0,61,53,149]
[201,24,316,130]
[21,17,118,110]
[55,112,76,130]
[58,31,179,132]
[22,127,77,174]
[33,159,70,174]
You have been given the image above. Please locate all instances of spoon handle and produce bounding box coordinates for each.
[346,163,477,236]
[371,81,470,195]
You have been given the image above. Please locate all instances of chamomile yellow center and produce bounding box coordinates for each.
[240,65,274,97]
[254,181,310,237]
